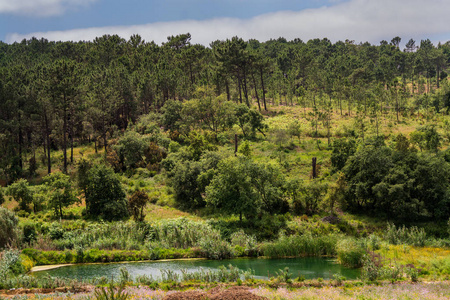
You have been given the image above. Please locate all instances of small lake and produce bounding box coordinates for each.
[33,257,360,281]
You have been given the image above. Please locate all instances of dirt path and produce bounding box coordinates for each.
[163,286,267,300]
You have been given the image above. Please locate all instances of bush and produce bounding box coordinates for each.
[336,238,366,268]
[0,249,25,279]
[230,230,258,256]
[361,252,383,281]
[22,221,37,244]
[199,230,233,260]
[6,179,33,212]
[0,207,19,249]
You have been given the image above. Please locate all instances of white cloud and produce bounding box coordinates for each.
[0,0,97,17]
[6,0,450,45]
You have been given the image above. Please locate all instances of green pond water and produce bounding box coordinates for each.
[33,257,360,281]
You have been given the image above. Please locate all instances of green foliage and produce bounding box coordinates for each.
[410,125,441,152]
[342,144,450,220]
[85,164,129,221]
[261,233,338,258]
[77,158,92,197]
[299,180,329,216]
[161,99,183,131]
[199,229,233,260]
[43,172,79,219]
[186,131,218,160]
[287,120,302,141]
[179,264,241,283]
[336,238,366,268]
[206,156,286,221]
[331,138,357,172]
[237,140,252,157]
[6,179,33,212]
[0,249,25,278]
[180,94,237,133]
[114,131,148,170]
[94,282,129,300]
[384,223,427,246]
[48,222,65,240]
[0,187,4,206]
[276,267,292,283]
[406,266,419,282]
[323,172,347,214]
[361,252,383,282]
[150,218,216,249]
[0,207,19,249]
[128,190,150,222]
[165,150,224,209]
[235,104,268,138]
[22,221,37,244]
[230,230,258,256]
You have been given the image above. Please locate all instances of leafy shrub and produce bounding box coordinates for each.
[406,266,419,282]
[230,230,258,256]
[336,238,366,268]
[361,252,383,281]
[0,207,19,249]
[48,222,65,240]
[6,179,33,212]
[276,267,292,283]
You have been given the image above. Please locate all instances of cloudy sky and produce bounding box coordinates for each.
[2,0,450,46]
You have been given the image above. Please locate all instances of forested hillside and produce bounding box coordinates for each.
[1,34,449,180]
[1,33,450,226]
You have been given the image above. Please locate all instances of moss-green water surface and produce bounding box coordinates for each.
[33,257,360,281]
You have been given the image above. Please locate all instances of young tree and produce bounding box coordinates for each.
[6,179,33,212]
[128,190,150,222]
[206,156,285,221]
[85,164,129,221]
[43,172,78,219]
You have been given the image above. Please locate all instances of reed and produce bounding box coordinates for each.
[261,233,338,258]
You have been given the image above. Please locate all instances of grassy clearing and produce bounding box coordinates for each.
[379,245,450,278]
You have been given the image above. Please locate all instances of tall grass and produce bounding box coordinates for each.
[336,238,366,268]
[261,233,338,258]
[384,223,427,247]
[150,218,217,249]
[36,218,224,252]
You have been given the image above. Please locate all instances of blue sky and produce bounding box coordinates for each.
[2,0,450,46]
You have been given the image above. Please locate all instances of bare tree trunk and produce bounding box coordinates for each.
[251,73,261,111]
[260,67,267,111]
[312,157,317,179]
[63,94,67,173]
[225,80,230,102]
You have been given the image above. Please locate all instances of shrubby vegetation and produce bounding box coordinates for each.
[0,207,19,248]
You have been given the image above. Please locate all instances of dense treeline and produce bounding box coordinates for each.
[2,34,450,183]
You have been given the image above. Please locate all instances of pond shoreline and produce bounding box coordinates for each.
[30,257,208,273]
